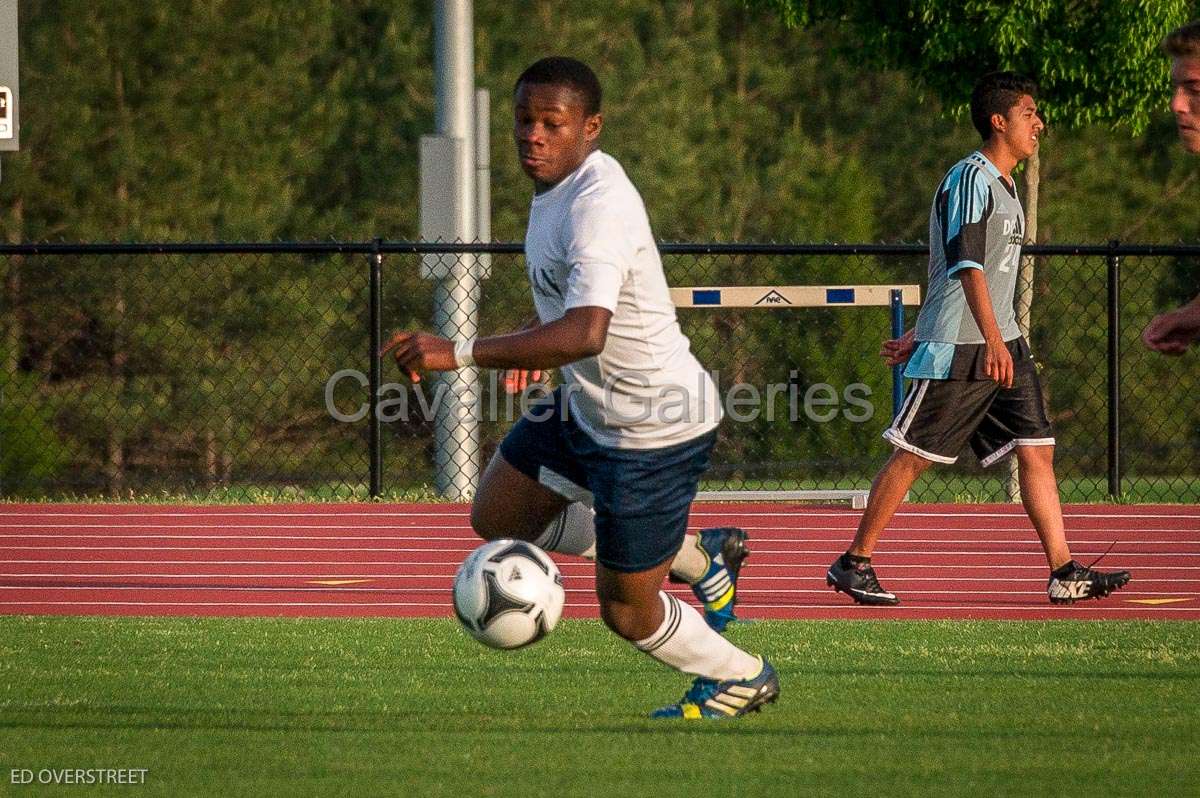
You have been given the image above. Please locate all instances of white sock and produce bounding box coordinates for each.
[669,534,709,583]
[634,592,761,681]
[533,502,596,559]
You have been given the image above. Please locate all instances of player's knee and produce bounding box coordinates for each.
[469,503,504,541]
[598,591,663,641]
[896,450,933,476]
[1017,444,1056,469]
[470,500,544,542]
[598,598,654,641]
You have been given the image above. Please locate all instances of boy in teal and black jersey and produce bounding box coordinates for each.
[826,72,1130,606]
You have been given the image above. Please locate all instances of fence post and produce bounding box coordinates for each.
[1106,240,1122,500]
[369,238,383,498]
[890,288,904,420]
[432,265,481,500]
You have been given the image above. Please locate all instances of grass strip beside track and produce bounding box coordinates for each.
[1,617,1197,797]
[7,474,1198,505]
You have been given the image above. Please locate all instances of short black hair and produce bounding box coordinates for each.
[514,57,602,116]
[970,71,1038,141]
[1162,19,1200,59]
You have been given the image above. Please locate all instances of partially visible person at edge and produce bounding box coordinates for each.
[1143,19,1200,355]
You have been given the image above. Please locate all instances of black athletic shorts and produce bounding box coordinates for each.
[884,337,1055,466]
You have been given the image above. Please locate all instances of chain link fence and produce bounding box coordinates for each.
[2,242,1197,503]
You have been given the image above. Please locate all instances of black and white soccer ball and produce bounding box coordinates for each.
[452,539,565,649]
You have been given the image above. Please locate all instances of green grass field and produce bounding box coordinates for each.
[2,617,1197,797]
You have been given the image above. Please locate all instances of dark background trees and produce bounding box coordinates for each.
[1,1,1196,497]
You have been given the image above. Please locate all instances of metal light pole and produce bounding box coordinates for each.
[420,0,484,499]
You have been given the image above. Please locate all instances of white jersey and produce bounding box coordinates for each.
[524,150,721,449]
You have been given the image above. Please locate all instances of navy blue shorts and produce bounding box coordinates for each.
[498,387,717,573]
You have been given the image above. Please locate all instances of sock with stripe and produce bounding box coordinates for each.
[634,592,761,681]
[533,502,596,559]
[666,535,709,584]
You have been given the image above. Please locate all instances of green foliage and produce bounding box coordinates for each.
[6,0,336,240]
[477,2,900,243]
[0,366,68,494]
[0,2,1197,499]
[755,0,1193,133]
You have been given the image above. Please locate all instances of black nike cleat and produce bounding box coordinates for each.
[826,555,900,606]
[1047,561,1131,604]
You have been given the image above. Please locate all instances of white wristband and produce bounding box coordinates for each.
[453,338,477,369]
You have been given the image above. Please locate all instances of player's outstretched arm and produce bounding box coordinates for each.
[958,269,1013,388]
[1142,295,1200,355]
[475,306,610,369]
[381,307,611,382]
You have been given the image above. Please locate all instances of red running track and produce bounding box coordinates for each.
[0,503,1197,621]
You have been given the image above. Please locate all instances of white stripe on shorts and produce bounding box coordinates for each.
[897,379,930,437]
[979,437,1057,468]
[882,428,958,464]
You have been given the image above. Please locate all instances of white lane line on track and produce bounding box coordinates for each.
[2,559,1190,569]
[724,585,1195,590]
[0,585,451,594]
[2,508,1197,519]
[2,583,1190,595]
[738,604,1200,612]
[0,585,403,593]
[0,513,468,518]
[0,524,482,530]
[0,512,479,518]
[3,534,1196,545]
[0,600,463,607]
[2,524,1194,536]
[3,573,1195,586]
[0,585,661,595]
[741,563,1190,571]
[2,546,1191,559]
[1,600,1197,613]
[0,514,1183,525]
[897,511,1200,520]
[750,575,1199,583]
[0,573,439,579]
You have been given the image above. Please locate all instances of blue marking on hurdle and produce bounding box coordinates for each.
[692,290,721,306]
[826,288,855,304]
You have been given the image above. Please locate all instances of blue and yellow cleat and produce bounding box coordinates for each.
[691,527,749,632]
[650,658,780,719]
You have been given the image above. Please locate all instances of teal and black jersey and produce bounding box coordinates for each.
[906,151,1025,379]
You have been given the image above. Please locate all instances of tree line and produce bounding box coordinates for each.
[1,1,1197,497]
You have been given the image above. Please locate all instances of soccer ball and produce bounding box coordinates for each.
[452,539,565,649]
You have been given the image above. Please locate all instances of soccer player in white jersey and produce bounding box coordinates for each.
[1144,20,1200,354]
[826,72,1130,606]
[382,57,778,718]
